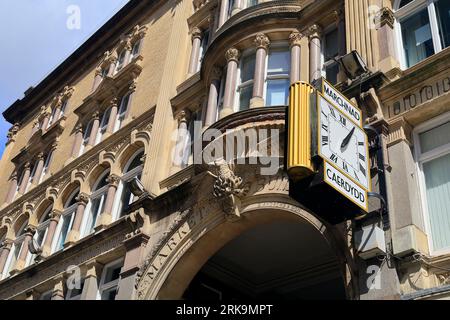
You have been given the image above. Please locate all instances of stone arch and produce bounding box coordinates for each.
[13,211,31,236]
[117,143,145,175]
[86,163,111,193]
[135,194,357,300]
[33,198,54,225]
[0,217,14,240]
[57,182,81,210]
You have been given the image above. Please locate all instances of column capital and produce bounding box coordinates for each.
[50,142,59,151]
[23,161,31,170]
[85,259,104,277]
[110,97,119,108]
[308,24,322,39]
[191,27,203,41]
[1,239,13,249]
[75,123,83,133]
[211,66,223,81]
[289,31,304,48]
[25,225,37,236]
[50,209,63,221]
[225,47,240,63]
[129,80,138,92]
[106,174,121,188]
[254,33,270,50]
[92,111,101,120]
[176,110,191,125]
[76,193,90,206]
[36,152,45,161]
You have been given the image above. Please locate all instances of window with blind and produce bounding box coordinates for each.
[416,115,450,253]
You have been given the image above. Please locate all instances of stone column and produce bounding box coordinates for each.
[41,210,62,257]
[231,0,243,15]
[13,226,35,272]
[171,111,191,172]
[220,47,240,119]
[116,233,150,300]
[71,124,84,158]
[95,175,120,230]
[289,31,303,84]
[18,162,31,195]
[218,0,230,28]
[107,57,118,77]
[204,67,222,128]
[51,276,66,300]
[250,33,270,108]
[123,41,133,66]
[40,113,50,132]
[87,112,100,148]
[80,260,103,300]
[0,240,13,277]
[32,153,45,186]
[309,24,322,83]
[5,173,18,203]
[106,98,119,136]
[66,193,89,246]
[92,68,103,92]
[188,27,203,76]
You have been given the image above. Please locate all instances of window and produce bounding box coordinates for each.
[32,206,52,263]
[114,94,130,132]
[66,278,85,300]
[236,52,256,111]
[113,151,144,220]
[395,0,449,69]
[82,171,109,236]
[266,47,290,106]
[25,162,37,192]
[59,101,68,119]
[323,28,340,84]
[115,50,127,74]
[2,221,27,279]
[415,113,450,253]
[16,167,26,196]
[39,151,53,184]
[96,108,111,144]
[53,189,79,252]
[130,40,141,62]
[198,30,210,72]
[98,259,123,300]
[79,120,94,156]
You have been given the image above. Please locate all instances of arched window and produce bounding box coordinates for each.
[82,170,110,236]
[115,50,127,74]
[114,94,131,132]
[79,120,94,156]
[96,108,112,144]
[31,206,52,263]
[113,150,144,220]
[2,221,27,279]
[394,0,449,68]
[53,188,79,252]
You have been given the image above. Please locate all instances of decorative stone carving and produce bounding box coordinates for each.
[254,33,270,50]
[106,174,121,187]
[6,123,20,144]
[289,31,303,47]
[76,193,89,206]
[308,24,322,39]
[376,7,394,29]
[191,27,203,40]
[209,160,248,222]
[225,47,240,62]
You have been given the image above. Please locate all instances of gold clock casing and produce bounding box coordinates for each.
[287,81,316,182]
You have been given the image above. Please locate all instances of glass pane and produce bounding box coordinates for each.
[95,172,109,190]
[88,196,104,232]
[36,228,47,246]
[423,153,450,251]
[325,29,339,61]
[419,121,450,153]
[101,109,111,129]
[267,79,290,106]
[104,264,123,283]
[399,0,413,8]
[241,55,255,83]
[119,182,133,217]
[66,191,79,208]
[239,85,253,111]
[268,50,290,75]
[126,152,144,172]
[401,8,435,68]
[101,287,117,300]
[246,0,258,8]
[436,0,450,49]
[119,95,130,116]
[325,62,340,85]
[57,214,73,250]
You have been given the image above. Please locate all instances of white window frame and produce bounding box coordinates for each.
[80,171,110,237]
[263,42,290,107]
[59,100,68,119]
[96,109,111,145]
[97,258,124,300]
[235,48,256,112]
[414,111,450,256]
[52,189,79,253]
[39,151,53,184]
[394,0,444,70]
[113,94,130,133]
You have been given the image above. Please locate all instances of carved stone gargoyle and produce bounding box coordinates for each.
[208,160,248,222]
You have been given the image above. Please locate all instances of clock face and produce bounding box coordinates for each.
[318,94,370,190]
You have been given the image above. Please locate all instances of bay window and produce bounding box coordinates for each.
[395,0,450,69]
[53,189,79,252]
[415,113,450,253]
[82,170,110,237]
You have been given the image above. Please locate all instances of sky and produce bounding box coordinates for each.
[0,0,130,158]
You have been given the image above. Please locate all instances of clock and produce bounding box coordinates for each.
[318,93,370,191]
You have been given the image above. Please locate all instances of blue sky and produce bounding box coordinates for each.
[0,0,129,158]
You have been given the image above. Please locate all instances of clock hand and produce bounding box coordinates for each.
[341,127,355,151]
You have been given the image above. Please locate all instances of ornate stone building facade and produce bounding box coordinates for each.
[0,0,449,300]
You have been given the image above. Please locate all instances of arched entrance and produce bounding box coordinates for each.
[135,196,356,300]
[183,220,346,300]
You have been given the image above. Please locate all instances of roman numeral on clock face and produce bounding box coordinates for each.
[330,153,338,163]
[322,135,329,146]
[359,163,366,177]
[339,115,347,126]
[322,124,328,132]
[328,106,336,118]
[359,153,365,161]
[358,142,364,146]
[343,162,349,172]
